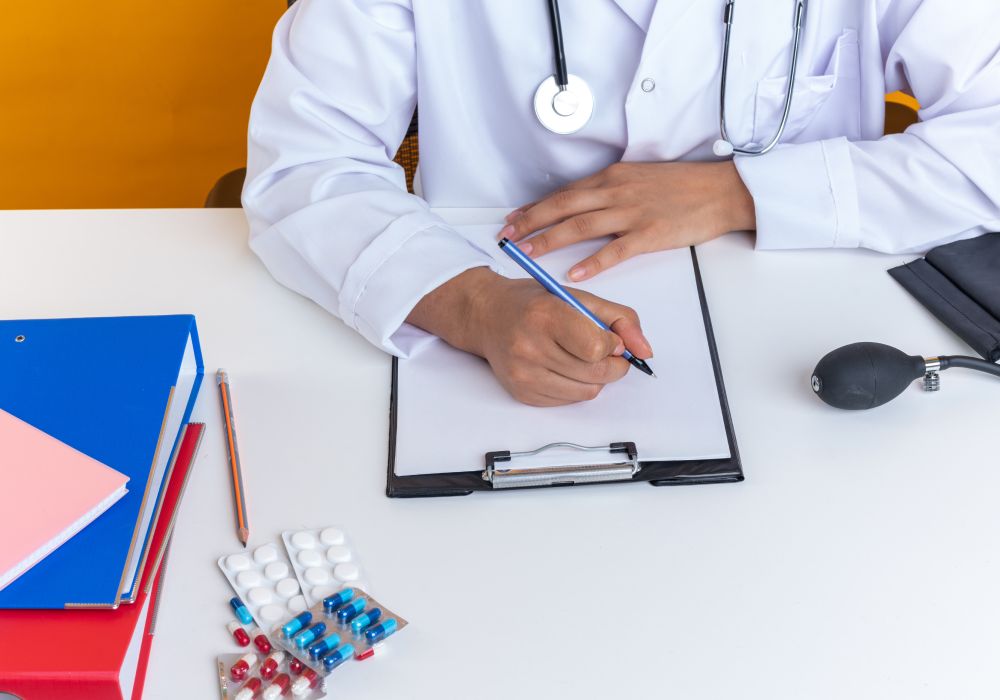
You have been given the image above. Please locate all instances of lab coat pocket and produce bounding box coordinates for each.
[752,29,861,145]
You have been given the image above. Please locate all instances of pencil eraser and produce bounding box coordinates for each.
[326,546,351,564]
[333,563,360,582]
[254,545,278,565]
[265,561,289,581]
[227,554,251,571]
[320,528,345,546]
[291,531,317,550]
[298,550,323,568]
[276,578,299,598]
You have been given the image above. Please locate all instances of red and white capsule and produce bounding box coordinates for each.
[228,621,251,647]
[259,650,286,680]
[290,668,319,697]
[234,677,262,700]
[230,652,259,681]
[262,672,291,700]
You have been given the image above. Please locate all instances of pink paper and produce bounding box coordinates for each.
[0,409,129,591]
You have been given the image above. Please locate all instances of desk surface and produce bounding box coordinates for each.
[1,208,998,699]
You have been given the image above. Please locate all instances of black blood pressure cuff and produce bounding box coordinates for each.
[889,232,1000,362]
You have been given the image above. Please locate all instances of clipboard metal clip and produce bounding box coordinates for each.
[483,442,639,489]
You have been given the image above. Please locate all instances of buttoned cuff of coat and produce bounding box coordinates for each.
[340,219,500,358]
[734,137,861,250]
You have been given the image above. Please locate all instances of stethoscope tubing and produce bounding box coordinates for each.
[546,0,570,89]
[718,0,807,156]
[538,0,807,155]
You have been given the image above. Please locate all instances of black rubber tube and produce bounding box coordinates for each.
[940,355,1000,378]
[546,0,569,87]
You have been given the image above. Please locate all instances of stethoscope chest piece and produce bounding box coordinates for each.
[534,74,594,134]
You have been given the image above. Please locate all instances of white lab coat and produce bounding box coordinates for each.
[243,0,1000,356]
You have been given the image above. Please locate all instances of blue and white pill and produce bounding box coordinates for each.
[364,618,398,644]
[322,644,355,672]
[294,622,327,649]
[336,597,366,623]
[281,611,313,638]
[229,597,254,625]
[307,634,341,660]
[323,589,354,613]
[350,608,382,633]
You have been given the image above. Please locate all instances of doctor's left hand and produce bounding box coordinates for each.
[499,161,756,281]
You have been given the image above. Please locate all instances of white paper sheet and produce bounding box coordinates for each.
[394,225,730,476]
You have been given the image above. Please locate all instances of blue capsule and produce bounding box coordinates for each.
[336,598,366,624]
[229,597,253,626]
[322,589,355,614]
[350,608,382,633]
[307,634,341,660]
[364,618,398,644]
[281,611,313,639]
[322,644,355,672]
[294,622,327,649]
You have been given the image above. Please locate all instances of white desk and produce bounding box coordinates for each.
[1,208,998,699]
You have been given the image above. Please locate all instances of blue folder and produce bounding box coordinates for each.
[0,315,203,609]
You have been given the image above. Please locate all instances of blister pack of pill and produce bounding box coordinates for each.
[281,527,367,606]
[217,651,325,700]
[219,543,309,628]
[270,587,409,678]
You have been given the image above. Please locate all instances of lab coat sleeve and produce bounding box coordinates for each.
[735,0,1000,254]
[242,0,498,357]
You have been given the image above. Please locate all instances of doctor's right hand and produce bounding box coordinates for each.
[407,268,652,407]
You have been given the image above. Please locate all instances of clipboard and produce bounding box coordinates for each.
[386,248,742,497]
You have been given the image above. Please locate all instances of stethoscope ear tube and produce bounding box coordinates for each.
[718,0,807,157]
[546,0,569,89]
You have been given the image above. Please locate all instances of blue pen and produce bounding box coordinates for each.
[498,238,656,377]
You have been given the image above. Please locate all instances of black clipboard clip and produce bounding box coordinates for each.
[483,442,639,489]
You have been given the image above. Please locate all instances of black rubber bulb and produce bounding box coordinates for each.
[811,342,926,410]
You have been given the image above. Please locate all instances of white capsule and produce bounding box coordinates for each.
[298,549,323,568]
[326,546,352,564]
[226,554,251,571]
[254,545,278,565]
[275,577,299,598]
[248,587,273,606]
[259,604,285,623]
[305,567,331,585]
[291,531,317,550]
[264,561,289,581]
[236,570,262,588]
[320,527,345,546]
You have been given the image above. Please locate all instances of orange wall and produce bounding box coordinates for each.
[0,6,919,211]
[0,1,285,209]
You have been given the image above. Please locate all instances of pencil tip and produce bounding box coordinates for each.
[239,527,250,546]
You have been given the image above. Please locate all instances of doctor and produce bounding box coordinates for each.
[244,0,1000,406]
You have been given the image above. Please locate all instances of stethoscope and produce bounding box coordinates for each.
[533,0,808,158]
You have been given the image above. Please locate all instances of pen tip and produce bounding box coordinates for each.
[651,372,658,379]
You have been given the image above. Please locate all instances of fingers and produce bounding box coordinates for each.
[554,310,624,364]
[518,209,631,258]
[567,235,652,283]
[500,188,613,243]
[573,290,653,358]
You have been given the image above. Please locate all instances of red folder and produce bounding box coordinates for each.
[0,422,205,700]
